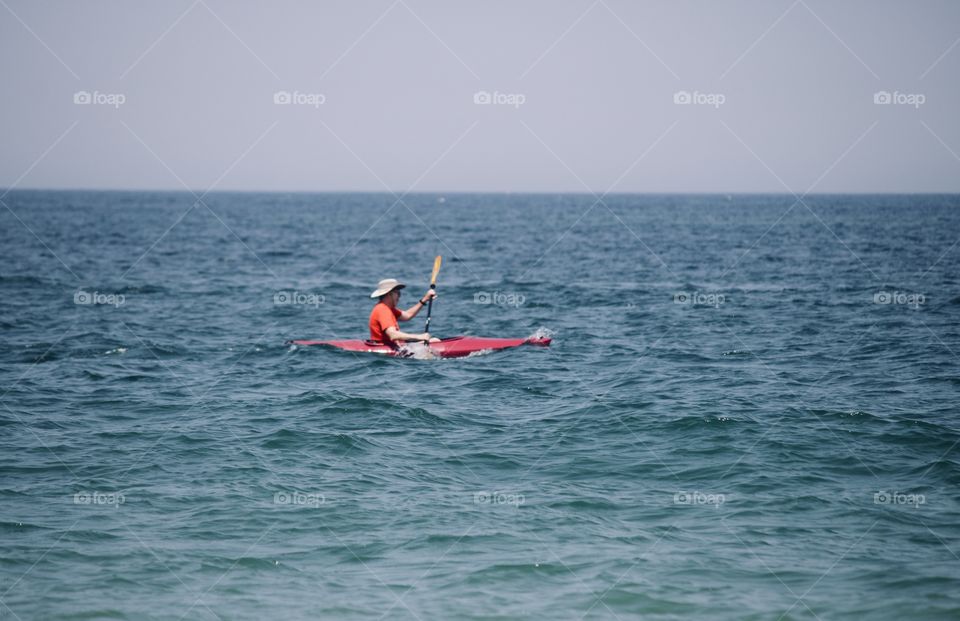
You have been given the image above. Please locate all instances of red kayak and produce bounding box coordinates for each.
[287,335,551,358]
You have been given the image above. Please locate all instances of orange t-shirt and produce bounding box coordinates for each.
[369,302,402,343]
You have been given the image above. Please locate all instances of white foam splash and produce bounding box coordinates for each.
[465,349,494,358]
[398,342,437,360]
[528,327,555,340]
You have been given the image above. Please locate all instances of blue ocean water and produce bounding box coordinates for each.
[1,191,959,620]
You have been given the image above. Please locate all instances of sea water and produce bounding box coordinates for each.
[1,191,958,619]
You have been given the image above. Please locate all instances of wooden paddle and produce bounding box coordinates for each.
[424,255,442,333]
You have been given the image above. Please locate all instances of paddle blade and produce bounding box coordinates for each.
[429,255,442,287]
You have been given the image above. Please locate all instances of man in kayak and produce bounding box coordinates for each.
[369,278,440,345]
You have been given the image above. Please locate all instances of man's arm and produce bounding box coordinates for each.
[385,326,432,343]
[398,290,437,322]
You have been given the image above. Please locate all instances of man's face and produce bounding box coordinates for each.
[388,288,401,306]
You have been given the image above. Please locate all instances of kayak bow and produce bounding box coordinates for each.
[287,335,551,358]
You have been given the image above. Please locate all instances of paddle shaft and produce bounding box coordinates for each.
[424,284,436,332]
[424,255,442,334]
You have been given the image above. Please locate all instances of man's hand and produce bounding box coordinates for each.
[416,332,441,343]
[421,289,437,303]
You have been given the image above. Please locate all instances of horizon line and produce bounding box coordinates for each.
[4,187,960,197]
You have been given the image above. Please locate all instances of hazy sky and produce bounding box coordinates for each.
[2,0,959,193]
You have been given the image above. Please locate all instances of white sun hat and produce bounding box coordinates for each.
[370,278,406,298]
